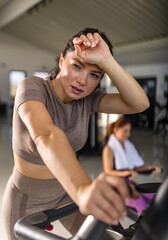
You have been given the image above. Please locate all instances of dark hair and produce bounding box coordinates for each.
[108,117,131,138]
[49,27,113,79]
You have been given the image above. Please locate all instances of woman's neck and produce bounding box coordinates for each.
[51,76,73,105]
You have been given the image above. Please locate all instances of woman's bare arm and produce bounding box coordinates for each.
[102,145,137,179]
[18,100,130,224]
[18,100,92,201]
[134,165,162,174]
[98,55,149,114]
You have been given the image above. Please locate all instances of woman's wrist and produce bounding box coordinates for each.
[76,184,91,214]
[98,54,115,73]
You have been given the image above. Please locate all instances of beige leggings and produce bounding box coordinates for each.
[2,167,85,240]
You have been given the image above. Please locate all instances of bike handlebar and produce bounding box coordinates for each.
[14,203,108,240]
[14,182,161,240]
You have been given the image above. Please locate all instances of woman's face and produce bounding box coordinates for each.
[57,51,104,103]
[114,124,131,142]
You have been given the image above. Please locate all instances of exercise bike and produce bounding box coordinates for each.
[14,174,168,240]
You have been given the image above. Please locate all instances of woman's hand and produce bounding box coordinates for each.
[149,165,162,174]
[128,170,138,180]
[128,183,141,199]
[77,172,134,225]
[73,33,112,68]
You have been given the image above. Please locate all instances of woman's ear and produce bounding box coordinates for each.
[59,53,64,69]
[113,127,117,135]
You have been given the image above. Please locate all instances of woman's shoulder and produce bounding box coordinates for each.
[17,76,49,93]
[20,76,47,85]
[15,76,48,109]
[108,133,115,141]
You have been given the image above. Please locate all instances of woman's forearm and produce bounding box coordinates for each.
[105,169,131,177]
[100,56,150,112]
[34,126,92,204]
[134,165,152,171]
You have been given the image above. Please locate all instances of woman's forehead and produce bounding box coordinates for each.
[65,51,103,72]
[122,124,131,129]
[116,123,131,130]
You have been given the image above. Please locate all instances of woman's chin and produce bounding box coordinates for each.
[70,92,85,100]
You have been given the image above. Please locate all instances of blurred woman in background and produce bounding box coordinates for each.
[102,116,162,215]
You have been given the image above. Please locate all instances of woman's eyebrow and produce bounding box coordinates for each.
[91,70,103,74]
[73,58,85,67]
[73,58,103,74]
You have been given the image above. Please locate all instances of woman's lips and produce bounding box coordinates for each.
[71,86,84,94]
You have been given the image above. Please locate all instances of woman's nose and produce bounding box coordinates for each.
[76,74,87,86]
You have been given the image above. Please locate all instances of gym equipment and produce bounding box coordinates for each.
[14,176,168,240]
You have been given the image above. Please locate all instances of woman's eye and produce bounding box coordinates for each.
[90,73,99,79]
[73,64,81,70]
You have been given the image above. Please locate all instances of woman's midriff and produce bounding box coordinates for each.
[14,152,56,179]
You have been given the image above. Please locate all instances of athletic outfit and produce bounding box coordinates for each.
[2,76,106,240]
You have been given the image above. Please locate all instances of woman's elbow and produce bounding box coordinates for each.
[145,98,150,109]
[34,132,52,149]
[134,96,150,113]
[33,126,64,148]
[141,98,150,112]
[138,98,150,112]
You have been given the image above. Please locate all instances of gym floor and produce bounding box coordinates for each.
[0,114,168,239]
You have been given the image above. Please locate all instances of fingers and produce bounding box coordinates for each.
[78,173,137,225]
[89,202,119,225]
[148,165,153,170]
[153,166,162,174]
[72,32,109,66]
[93,32,101,43]
[150,165,162,174]
[73,33,101,48]
[78,173,131,225]
[73,37,82,45]
[73,44,86,61]
[91,194,123,225]
[104,174,130,203]
[129,170,138,180]
[85,33,98,47]
[83,174,127,225]
[94,175,127,217]
[129,184,140,199]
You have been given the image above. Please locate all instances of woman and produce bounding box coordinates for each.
[102,117,162,215]
[2,28,149,240]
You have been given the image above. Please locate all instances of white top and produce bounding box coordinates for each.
[108,134,144,170]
